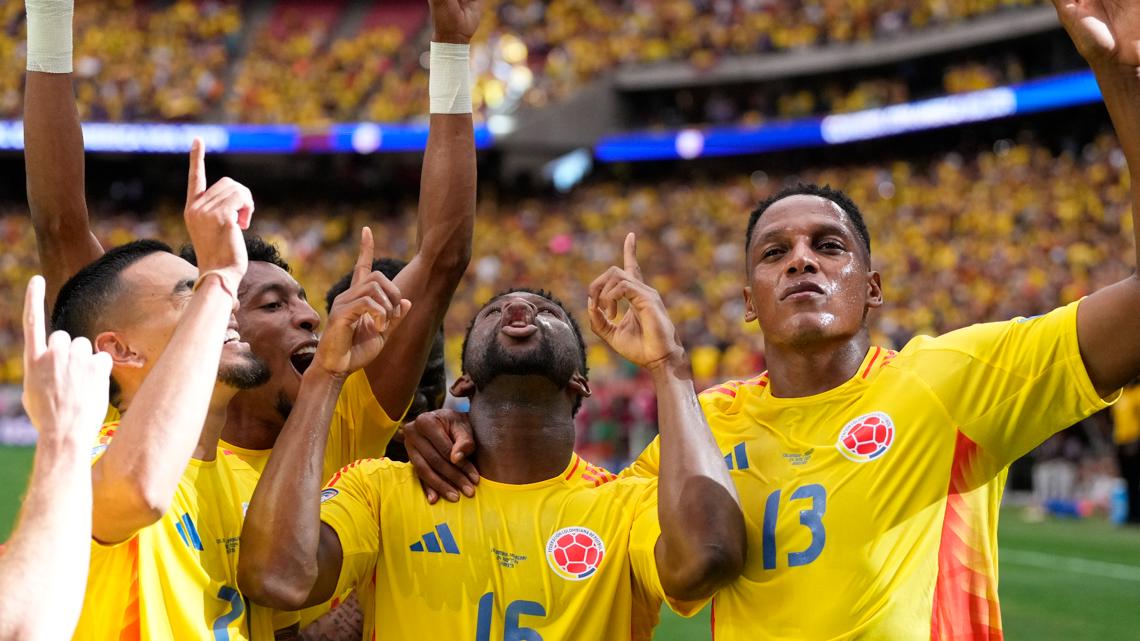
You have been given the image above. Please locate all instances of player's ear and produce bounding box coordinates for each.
[450,373,476,398]
[865,270,883,310]
[742,286,757,323]
[568,372,591,399]
[95,331,144,369]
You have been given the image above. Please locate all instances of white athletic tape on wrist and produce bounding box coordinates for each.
[26,0,74,74]
[429,42,472,115]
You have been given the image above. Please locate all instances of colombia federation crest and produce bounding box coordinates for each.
[545,527,605,580]
[836,411,895,462]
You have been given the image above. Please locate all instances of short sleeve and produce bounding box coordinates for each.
[323,371,407,482]
[917,300,1118,468]
[621,437,661,480]
[627,481,708,618]
[320,459,384,598]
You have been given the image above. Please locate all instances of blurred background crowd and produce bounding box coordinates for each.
[0,0,1056,124]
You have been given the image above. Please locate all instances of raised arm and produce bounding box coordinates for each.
[24,0,103,312]
[588,234,746,601]
[362,0,480,418]
[0,277,112,641]
[240,232,408,610]
[91,141,253,543]
[1053,1,1140,396]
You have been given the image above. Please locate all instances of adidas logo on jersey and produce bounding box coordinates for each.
[175,513,204,551]
[410,523,460,554]
[723,442,750,470]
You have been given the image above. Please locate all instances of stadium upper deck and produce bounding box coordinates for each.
[0,0,1050,124]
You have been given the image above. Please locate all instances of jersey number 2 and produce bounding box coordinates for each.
[475,592,546,641]
[212,586,245,641]
[762,484,827,569]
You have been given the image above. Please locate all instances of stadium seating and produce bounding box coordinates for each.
[3,0,1048,124]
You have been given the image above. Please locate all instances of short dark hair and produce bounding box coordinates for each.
[325,257,409,314]
[52,239,174,337]
[51,239,174,408]
[180,234,291,273]
[461,288,589,415]
[745,183,872,265]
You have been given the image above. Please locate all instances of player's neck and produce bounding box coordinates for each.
[194,387,237,461]
[220,390,285,450]
[468,376,577,484]
[764,334,871,398]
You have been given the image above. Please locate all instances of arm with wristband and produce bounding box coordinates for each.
[24,0,105,314]
[357,0,480,442]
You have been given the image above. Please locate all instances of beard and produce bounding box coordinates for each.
[218,351,271,390]
[274,390,293,421]
[466,332,579,390]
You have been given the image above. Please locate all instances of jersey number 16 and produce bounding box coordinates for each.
[475,592,546,641]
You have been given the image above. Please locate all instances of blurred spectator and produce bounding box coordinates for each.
[1111,381,1140,524]
[1031,430,1083,516]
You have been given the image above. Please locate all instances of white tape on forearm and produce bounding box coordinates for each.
[429,42,472,114]
[25,0,74,73]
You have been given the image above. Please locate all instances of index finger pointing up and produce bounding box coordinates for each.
[23,275,47,367]
[187,137,207,201]
[352,226,376,287]
[623,232,643,282]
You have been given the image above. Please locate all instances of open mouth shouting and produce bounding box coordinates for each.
[289,341,318,375]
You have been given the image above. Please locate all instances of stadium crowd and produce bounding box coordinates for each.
[1,0,1047,124]
[0,0,239,122]
[0,131,1133,464]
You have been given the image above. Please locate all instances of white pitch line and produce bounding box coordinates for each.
[1001,548,1140,583]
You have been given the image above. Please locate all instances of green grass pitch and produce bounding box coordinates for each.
[2,445,1137,640]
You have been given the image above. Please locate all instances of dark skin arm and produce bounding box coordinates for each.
[240,232,407,609]
[298,593,364,641]
[1053,0,1140,396]
[587,234,746,601]
[363,0,480,420]
[24,71,104,314]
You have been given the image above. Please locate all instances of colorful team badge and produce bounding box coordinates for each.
[320,488,339,503]
[836,412,895,462]
[546,527,605,580]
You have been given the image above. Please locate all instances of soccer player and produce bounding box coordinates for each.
[324,256,449,463]
[0,276,112,641]
[54,141,278,638]
[57,140,407,640]
[238,236,746,640]
[407,3,1140,639]
[24,0,478,488]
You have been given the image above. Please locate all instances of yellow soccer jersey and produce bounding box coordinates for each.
[319,454,689,641]
[221,369,403,480]
[625,300,1115,641]
[219,369,403,628]
[76,423,279,640]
